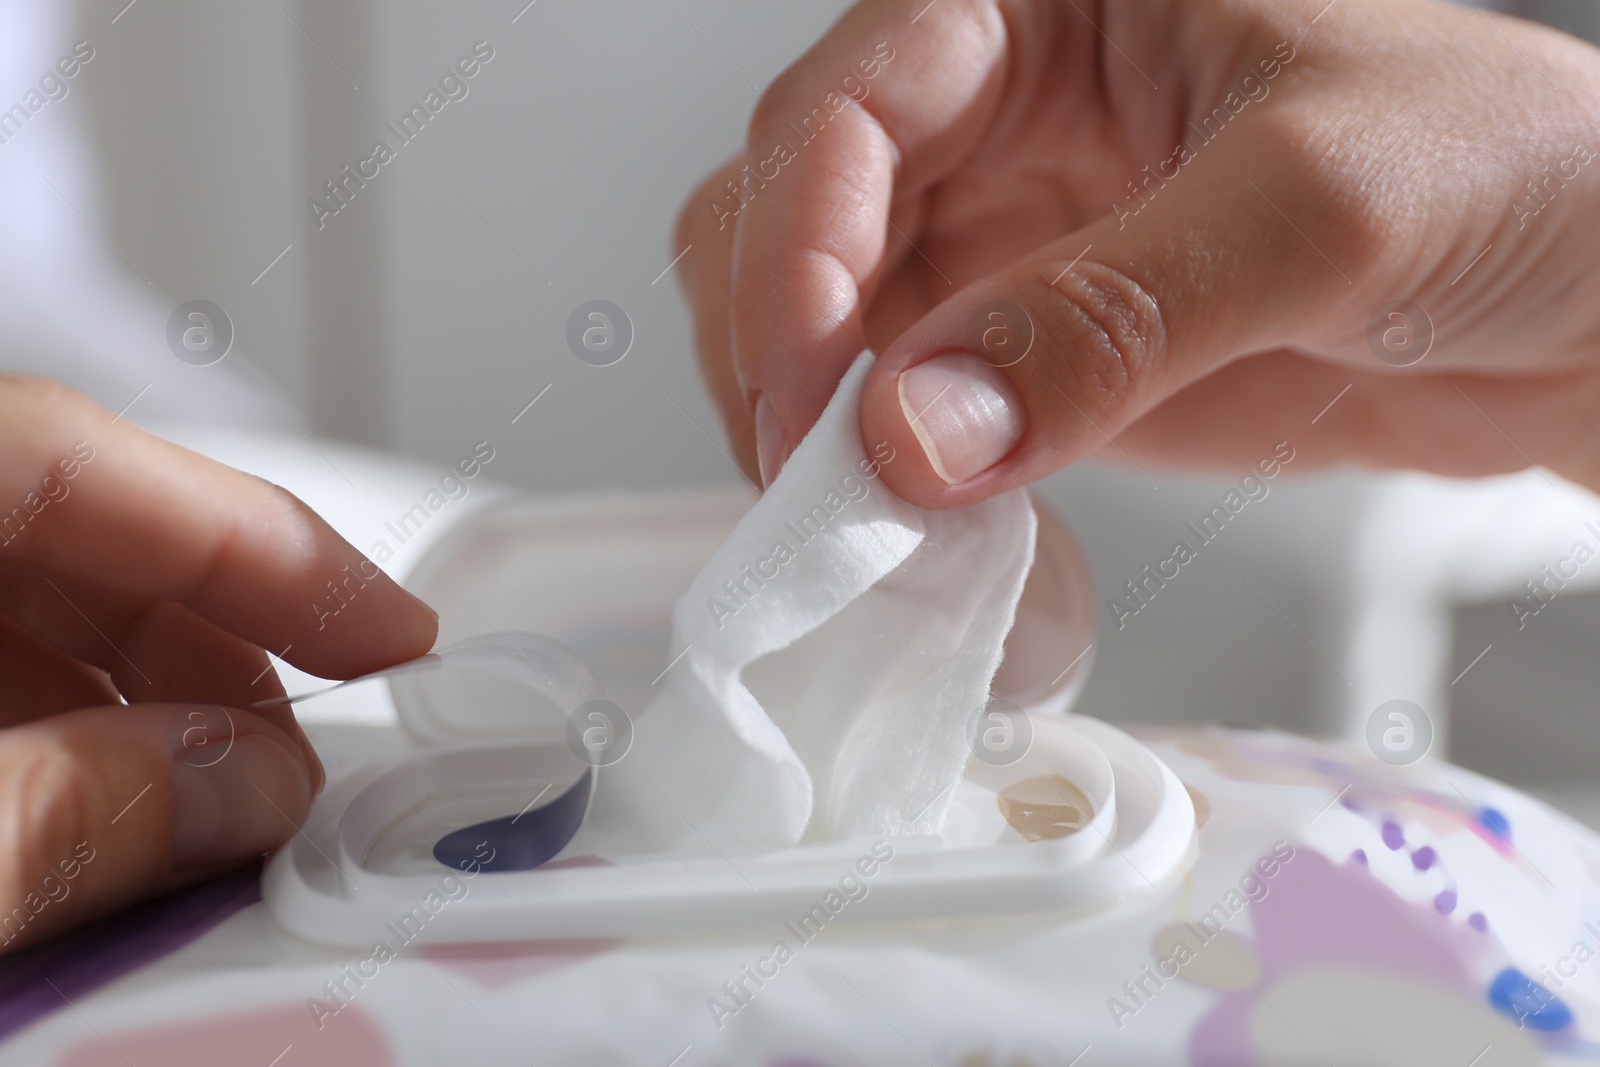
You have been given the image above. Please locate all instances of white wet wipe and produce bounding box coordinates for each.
[574,353,1036,854]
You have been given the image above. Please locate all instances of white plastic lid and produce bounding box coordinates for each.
[263,696,1195,945]
[260,490,1194,946]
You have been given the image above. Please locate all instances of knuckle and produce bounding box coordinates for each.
[1259,116,1401,283]
[677,163,738,248]
[748,71,808,144]
[258,479,313,524]
[186,482,305,605]
[1027,259,1169,419]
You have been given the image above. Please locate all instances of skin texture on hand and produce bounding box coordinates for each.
[0,375,438,952]
[677,0,1600,503]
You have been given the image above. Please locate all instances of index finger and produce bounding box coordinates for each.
[0,376,437,679]
[725,0,1010,471]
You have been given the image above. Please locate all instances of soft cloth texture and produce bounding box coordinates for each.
[576,353,1037,853]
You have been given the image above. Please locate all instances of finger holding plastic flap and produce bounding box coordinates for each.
[265,633,604,876]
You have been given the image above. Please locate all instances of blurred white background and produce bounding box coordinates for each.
[4,0,1600,820]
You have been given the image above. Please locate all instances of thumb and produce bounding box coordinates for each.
[0,704,312,953]
[859,149,1376,507]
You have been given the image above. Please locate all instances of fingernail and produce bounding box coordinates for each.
[298,721,326,796]
[400,591,441,631]
[897,353,1025,484]
[754,392,788,489]
[254,700,325,797]
[171,733,311,869]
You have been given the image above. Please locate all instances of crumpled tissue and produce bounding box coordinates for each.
[575,353,1036,854]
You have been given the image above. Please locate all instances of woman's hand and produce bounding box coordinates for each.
[678,0,1600,501]
[0,375,436,952]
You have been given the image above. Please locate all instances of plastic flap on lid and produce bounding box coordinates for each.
[259,633,606,878]
[261,632,604,747]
